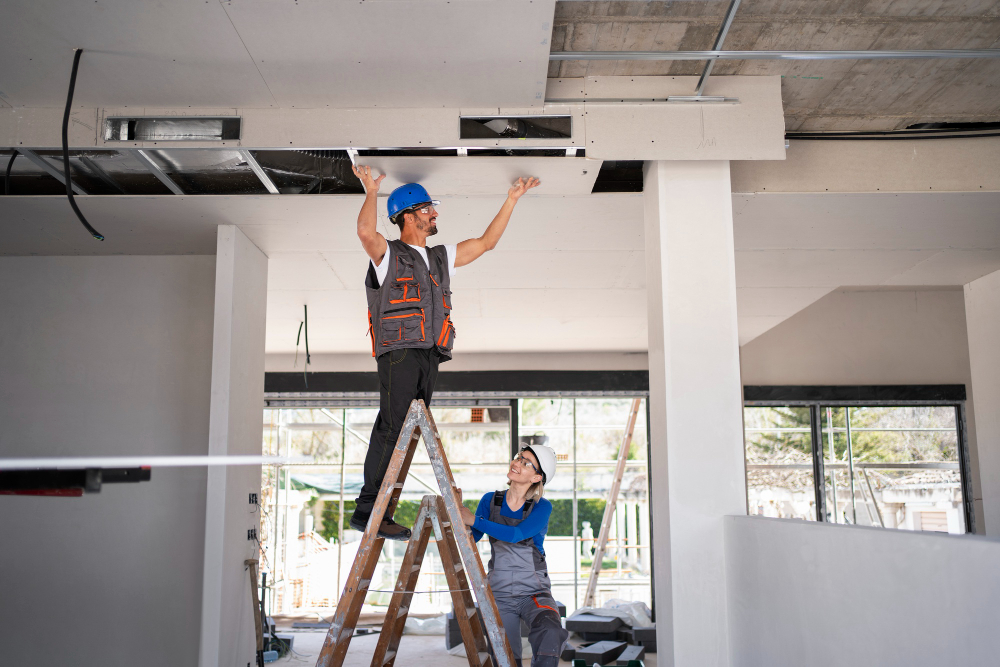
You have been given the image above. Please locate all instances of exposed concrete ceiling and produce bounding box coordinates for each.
[549,0,1000,131]
[3,188,997,351]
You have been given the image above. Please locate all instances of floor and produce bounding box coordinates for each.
[271,629,659,666]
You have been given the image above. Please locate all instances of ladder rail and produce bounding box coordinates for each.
[583,397,643,608]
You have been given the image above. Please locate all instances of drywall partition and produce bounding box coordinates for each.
[199,226,269,667]
[965,270,1000,537]
[739,288,984,530]
[726,516,1000,667]
[0,255,216,667]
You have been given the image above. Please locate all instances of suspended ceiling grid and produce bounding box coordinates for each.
[548,0,1000,131]
[0,0,555,109]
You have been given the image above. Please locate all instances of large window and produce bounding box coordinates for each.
[259,397,651,618]
[744,392,972,534]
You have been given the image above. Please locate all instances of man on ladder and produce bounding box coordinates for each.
[350,164,540,540]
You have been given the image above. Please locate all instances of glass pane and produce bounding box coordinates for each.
[821,405,964,534]
[744,406,816,521]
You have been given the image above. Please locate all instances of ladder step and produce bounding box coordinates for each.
[454,562,464,573]
[397,605,409,618]
[394,482,403,488]
[478,651,492,665]
[466,606,477,618]
[358,578,372,589]
[382,649,396,665]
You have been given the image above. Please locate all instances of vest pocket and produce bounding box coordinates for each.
[441,288,452,310]
[437,315,455,349]
[395,255,415,281]
[381,310,426,345]
[389,281,421,304]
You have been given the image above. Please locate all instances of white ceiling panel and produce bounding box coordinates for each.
[0,1,275,108]
[478,288,645,319]
[222,0,555,109]
[267,253,349,291]
[735,249,938,288]
[738,317,789,346]
[359,157,601,196]
[734,192,1000,251]
[882,249,1000,286]
[456,250,644,289]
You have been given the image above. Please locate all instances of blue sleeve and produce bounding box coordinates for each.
[473,498,552,544]
[470,492,493,543]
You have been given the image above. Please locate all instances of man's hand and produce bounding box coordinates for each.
[353,165,385,195]
[507,176,540,202]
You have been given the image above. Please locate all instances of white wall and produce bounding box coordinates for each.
[726,516,1000,667]
[739,287,983,528]
[0,256,216,667]
[965,270,1000,537]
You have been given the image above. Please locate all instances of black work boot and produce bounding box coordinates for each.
[349,511,411,541]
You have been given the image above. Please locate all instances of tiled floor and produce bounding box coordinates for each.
[270,629,658,666]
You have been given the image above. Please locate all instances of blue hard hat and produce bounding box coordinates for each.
[386,183,440,220]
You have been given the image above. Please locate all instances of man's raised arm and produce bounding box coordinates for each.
[455,177,540,267]
[353,165,388,264]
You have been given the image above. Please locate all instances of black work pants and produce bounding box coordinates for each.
[354,347,441,517]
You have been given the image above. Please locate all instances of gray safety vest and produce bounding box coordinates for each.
[366,240,455,360]
[486,490,552,598]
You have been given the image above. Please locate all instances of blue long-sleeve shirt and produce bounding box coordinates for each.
[471,491,552,556]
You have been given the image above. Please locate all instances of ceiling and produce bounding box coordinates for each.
[3,188,998,351]
[548,0,1000,131]
[0,0,554,109]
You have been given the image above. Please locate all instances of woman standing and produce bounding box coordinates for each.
[460,444,569,667]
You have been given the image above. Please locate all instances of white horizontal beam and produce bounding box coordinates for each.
[0,455,310,470]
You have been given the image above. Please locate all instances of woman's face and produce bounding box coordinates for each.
[508,449,543,485]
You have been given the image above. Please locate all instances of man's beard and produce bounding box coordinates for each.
[419,220,438,236]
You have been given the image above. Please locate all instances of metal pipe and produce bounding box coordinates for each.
[550,49,1000,61]
[337,408,346,597]
[845,408,858,524]
[861,469,885,527]
[826,407,839,523]
[695,0,742,96]
[572,398,579,610]
[809,404,827,522]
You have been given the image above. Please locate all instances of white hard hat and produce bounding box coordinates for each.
[521,444,557,485]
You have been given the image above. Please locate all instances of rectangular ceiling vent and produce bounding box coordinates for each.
[104,116,241,142]
[460,115,571,140]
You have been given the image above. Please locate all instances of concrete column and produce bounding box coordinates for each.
[643,160,747,666]
[638,501,650,574]
[199,226,269,667]
[965,269,1000,537]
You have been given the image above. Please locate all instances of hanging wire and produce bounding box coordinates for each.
[4,150,17,195]
[61,49,104,241]
[302,304,311,388]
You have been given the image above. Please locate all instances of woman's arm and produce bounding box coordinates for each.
[468,492,493,543]
[473,499,552,544]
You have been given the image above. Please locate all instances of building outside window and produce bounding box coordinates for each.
[743,388,972,534]
[259,397,651,617]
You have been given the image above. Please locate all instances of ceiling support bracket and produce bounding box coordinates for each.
[131,149,184,195]
[695,0,742,97]
[239,150,279,194]
[20,149,87,195]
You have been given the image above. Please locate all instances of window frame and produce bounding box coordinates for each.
[743,385,974,533]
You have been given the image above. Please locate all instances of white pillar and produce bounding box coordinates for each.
[965,269,1000,537]
[199,226,269,667]
[644,160,747,666]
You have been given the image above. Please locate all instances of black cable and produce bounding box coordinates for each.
[303,305,311,388]
[62,49,104,241]
[4,150,17,195]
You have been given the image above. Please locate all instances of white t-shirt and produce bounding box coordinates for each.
[371,242,457,287]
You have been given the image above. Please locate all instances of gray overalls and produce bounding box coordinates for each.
[486,491,569,667]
